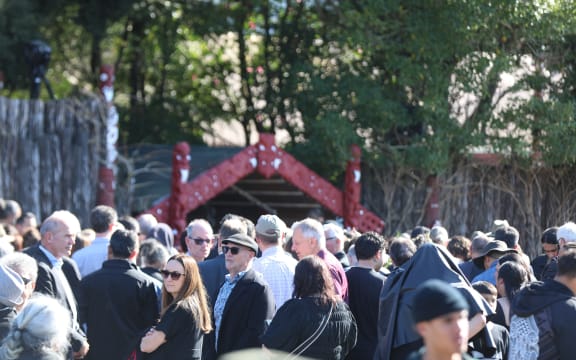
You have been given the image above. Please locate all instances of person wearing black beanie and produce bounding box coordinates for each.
[409,279,473,360]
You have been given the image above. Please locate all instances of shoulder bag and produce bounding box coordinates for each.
[284,302,334,360]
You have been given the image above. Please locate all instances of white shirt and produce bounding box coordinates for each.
[252,246,297,310]
[72,237,109,278]
[39,245,77,322]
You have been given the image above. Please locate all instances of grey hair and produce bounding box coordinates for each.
[292,218,326,249]
[186,219,213,237]
[4,200,21,218]
[40,211,81,237]
[138,239,170,269]
[0,295,70,359]
[0,252,38,282]
[137,214,158,238]
[219,218,248,240]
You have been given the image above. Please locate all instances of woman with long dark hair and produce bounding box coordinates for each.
[495,261,529,327]
[140,254,212,359]
[262,255,357,359]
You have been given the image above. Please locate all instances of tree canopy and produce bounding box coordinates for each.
[1,0,576,179]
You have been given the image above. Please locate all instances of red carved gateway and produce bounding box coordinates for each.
[146,133,385,234]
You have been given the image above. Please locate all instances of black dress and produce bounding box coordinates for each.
[143,303,204,360]
[262,297,357,360]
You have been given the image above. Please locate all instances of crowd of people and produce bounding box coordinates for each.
[0,197,575,360]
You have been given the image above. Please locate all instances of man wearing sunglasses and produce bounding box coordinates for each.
[211,233,275,359]
[184,219,214,263]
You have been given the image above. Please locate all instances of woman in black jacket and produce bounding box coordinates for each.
[262,255,357,359]
[140,254,212,360]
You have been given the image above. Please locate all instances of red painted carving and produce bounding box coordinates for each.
[96,167,115,207]
[256,133,278,178]
[181,145,258,211]
[344,144,362,229]
[147,199,171,224]
[147,134,384,233]
[272,150,343,215]
[96,64,116,207]
[168,142,191,234]
[98,65,114,92]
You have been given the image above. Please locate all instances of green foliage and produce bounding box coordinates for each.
[1,0,576,178]
[0,0,47,91]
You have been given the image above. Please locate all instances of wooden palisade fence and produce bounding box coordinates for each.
[363,159,576,258]
[0,96,104,226]
[2,92,576,259]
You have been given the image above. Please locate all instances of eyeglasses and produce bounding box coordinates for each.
[189,237,212,246]
[222,246,240,255]
[160,270,184,280]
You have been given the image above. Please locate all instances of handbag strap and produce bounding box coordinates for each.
[285,302,334,360]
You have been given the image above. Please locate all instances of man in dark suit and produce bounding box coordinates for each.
[79,229,159,360]
[24,210,89,359]
[200,216,250,360]
[211,233,275,359]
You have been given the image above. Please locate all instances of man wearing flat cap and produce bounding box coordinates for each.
[211,233,275,359]
[472,240,516,286]
[409,279,473,360]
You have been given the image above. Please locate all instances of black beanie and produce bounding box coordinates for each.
[411,279,469,323]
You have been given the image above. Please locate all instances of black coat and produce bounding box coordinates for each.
[374,243,493,360]
[23,245,86,354]
[262,297,358,359]
[24,245,82,302]
[214,269,275,358]
[199,254,228,360]
[78,259,159,360]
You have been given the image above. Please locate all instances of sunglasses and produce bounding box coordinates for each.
[222,245,241,255]
[160,270,184,280]
[190,237,212,246]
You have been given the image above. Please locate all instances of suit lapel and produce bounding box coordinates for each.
[29,245,75,313]
[30,245,51,267]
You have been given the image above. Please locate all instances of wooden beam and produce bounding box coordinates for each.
[230,185,277,214]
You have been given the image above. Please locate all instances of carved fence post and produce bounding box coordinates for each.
[96,65,118,207]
